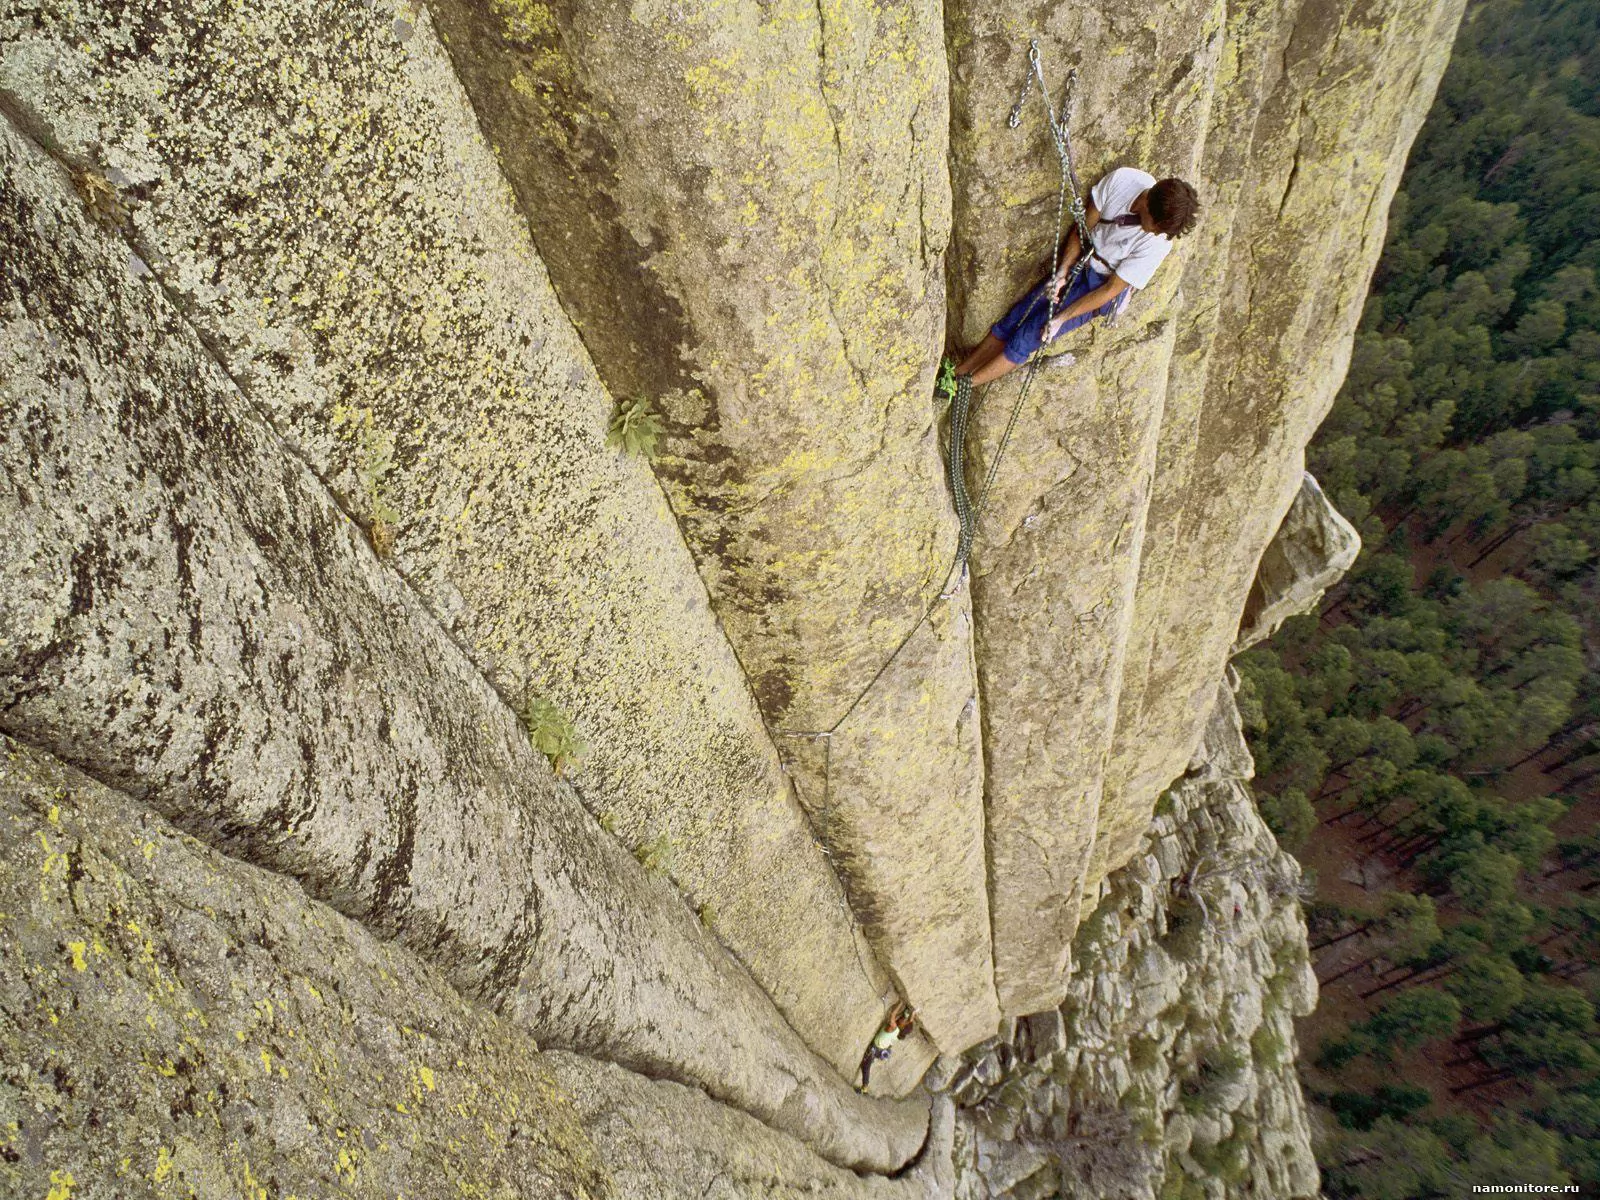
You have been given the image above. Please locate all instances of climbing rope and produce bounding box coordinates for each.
[777,39,1090,758]
[948,38,1092,574]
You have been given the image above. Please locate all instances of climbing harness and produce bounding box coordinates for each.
[948,38,1094,574]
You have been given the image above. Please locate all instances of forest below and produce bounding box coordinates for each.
[1235,0,1600,1192]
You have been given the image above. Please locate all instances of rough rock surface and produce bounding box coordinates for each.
[1094,0,1465,884]
[426,0,997,1056]
[0,0,892,1074]
[945,0,1464,1014]
[0,736,957,1199]
[0,0,1465,1189]
[1234,473,1361,652]
[0,117,924,1172]
[945,684,1320,1200]
[426,0,955,735]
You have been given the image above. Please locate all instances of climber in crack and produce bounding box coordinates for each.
[857,1000,915,1092]
[954,168,1199,385]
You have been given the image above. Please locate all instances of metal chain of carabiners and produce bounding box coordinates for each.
[950,39,1093,572]
[1009,39,1093,254]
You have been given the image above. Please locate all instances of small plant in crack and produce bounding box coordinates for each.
[607,396,664,457]
[934,356,958,413]
[518,694,586,777]
[634,831,676,878]
[331,405,400,556]
[73,168,130,229]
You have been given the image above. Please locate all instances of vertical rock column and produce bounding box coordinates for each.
[427,0,998,1053]
[946,0,1462,1016]
[0,118,929,1171]
[944,1,1227,1017]
[0,0,889,1074]
[1094,0,1466,881]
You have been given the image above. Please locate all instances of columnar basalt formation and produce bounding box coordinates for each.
[425,0,998,1054]
[0,0,1467,1188]
[944,0,1464,1014]
[943,683,1321,1200]
[0,737,956,1198]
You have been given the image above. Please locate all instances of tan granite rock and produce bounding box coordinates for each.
[0,0,890,1075]
[944,681,1321,1200]
[944,0,1464,1013]
[1234,472,1362,652]
[0,736,956,1198]
[819,592,998,1054]
[426,0,997,1054]
[1097,0,1464,886]
[0,119,924,1170]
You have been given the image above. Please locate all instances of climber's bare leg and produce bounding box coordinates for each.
[968,349,1025,387]
[955,334,1006,378]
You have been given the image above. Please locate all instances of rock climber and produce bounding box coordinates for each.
[857,1000,916,1092]
[954,168,1199,386]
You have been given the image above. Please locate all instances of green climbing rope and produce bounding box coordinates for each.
[947,39,1093,576]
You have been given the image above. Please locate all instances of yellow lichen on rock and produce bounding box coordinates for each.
[946,0,1465,1014]
[0,0,893,1076]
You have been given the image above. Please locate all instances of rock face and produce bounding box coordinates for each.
[0,0,895,1079]
[0,736,956,1199]
[426,0,998,1055]
[944,684,1321,1200]
[946,0,1465,1014]
[0,115,925,1172]
[1235,472,1362,652]
[0,0,1460,1190]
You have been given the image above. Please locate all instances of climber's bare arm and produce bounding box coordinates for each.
[1046,273,1130,340]
[1050,203,1101,297]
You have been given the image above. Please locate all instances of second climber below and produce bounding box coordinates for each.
[955,167,1200,386]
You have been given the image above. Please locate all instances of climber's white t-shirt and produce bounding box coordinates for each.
[1088,167,1172,290]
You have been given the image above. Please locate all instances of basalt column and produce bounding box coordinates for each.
[945,0,1464,1016]
[1094,0,1466,882]
[946,0,1225,1017]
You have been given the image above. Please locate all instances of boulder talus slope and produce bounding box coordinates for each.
[0,0,891,1073]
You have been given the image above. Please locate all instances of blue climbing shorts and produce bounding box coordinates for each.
[991,265,1115,364]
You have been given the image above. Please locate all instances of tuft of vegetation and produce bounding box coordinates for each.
[634,831,675,877]
[73,168,130,228]
[607,397,664,457]
[1250,1022,1290,1069]
[934,356,958,413]
[331,405,400,556]
[518,694,586,777]
[1130,1034,1163,1072]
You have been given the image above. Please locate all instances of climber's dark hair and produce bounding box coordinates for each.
[1148,178,1199,238]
